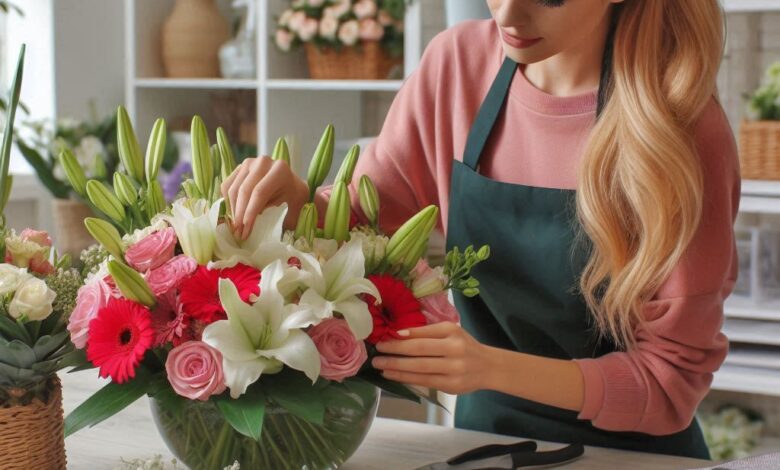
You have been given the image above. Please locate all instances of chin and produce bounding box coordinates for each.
[501,42,556,65]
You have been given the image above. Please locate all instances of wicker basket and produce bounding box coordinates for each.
[304,41,402,80]
[52,198,95,259]
[739,120,780,180]
[0,377,66,470]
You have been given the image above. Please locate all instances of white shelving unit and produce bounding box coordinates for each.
[723,0,780,12]
[716,180,780,396]
[124,0,422,176]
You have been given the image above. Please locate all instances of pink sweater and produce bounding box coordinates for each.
[329,20,740,436]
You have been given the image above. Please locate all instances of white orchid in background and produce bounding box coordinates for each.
[298,237,380,340]
[203,261,321,398]
[163,198,221,265]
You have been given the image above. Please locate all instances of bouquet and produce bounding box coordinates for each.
[63,115,488,469]
[274,0,406,56]
[746,62,780,121]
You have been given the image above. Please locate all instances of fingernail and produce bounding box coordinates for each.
[397,330,410,337]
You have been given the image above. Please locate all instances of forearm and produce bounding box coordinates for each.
[483,345,585,412]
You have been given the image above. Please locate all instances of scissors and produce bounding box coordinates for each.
[414,441,585,470]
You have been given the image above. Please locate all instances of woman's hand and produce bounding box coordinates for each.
[372,322,493,395]
[221,156,310,239]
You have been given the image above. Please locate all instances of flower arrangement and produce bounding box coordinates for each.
[746,62,780,121]
[701,406,765,461]
[63,112,488,469]
[274,0,406,56]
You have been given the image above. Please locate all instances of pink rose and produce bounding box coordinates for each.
[20,229,52,247]
[298,18,319,42]
[308,319,367,382]
[67,278,111,349]
[353,0,377,20]
[377,10,393,26]
[125,227,177,272]
[338,20,360,46]
[146,255,197,296]
[359,18,384,41]
[419,291,460,325]
[275,29,294,52]
[166,341,227,401]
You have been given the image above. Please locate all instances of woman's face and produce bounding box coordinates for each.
[486,0,624,64]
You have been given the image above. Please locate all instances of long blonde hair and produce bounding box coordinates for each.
[578,0,724,349]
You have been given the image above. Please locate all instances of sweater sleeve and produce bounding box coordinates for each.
[574,99,741,435]
[318,31,451,233]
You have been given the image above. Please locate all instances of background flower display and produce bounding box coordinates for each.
[740,61,780,181]
[0,46,85,470]
[63,112,488,469]
[275,0,409,79]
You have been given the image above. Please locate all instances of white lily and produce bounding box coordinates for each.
[212,204,289,270]
[202,260,321,398]
[162,198,221,265]
[298,237,379,340]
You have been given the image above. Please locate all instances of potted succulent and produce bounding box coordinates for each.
[0,46,84,470]
[274,0,407,80]
[740,61,780,180]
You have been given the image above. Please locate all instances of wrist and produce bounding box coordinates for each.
[480,344,510,393]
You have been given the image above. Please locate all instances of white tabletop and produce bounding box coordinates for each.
[61,371,708,470]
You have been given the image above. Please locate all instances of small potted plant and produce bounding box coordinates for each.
[741,62,780,180]
[274,0,407,80]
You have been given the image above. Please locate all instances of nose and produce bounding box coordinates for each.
[491,0,532,29]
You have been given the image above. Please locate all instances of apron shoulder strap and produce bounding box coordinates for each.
[462,57,518,170]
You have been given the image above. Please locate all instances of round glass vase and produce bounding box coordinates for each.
[150,382,379,470]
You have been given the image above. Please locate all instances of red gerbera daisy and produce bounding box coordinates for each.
[86,298,154,384]
[365,274,427,344]
[179,264,261,324]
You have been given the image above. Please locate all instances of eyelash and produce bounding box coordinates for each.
[536,0,566,7]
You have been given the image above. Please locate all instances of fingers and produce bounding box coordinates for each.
[396,322,460,339]
[372,356,459,375]
[232,157,274,237]
[379,370,450,390]
[375,338,450,357]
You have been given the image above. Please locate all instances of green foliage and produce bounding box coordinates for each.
[746,62,780,121]
[444,245,491,297]
[47,268,82,319]
[215,386,266,441]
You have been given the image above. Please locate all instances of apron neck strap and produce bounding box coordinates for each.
[462,57,518,170]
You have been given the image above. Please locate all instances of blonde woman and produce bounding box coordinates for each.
[223,0,737,458]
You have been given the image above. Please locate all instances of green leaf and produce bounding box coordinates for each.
[360,370,420,403]
[59,347,90,371]
[0,337,35,368]
[0,313,31,343]
[0,45,25,214]
[265,372,325,425]
[14,140,70,198]
[64,367,153,437]
[31,332,69,361]
[215,388,266,441]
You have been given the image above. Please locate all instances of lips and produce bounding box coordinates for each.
[500,29,542,49]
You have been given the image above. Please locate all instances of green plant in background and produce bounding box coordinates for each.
[700,405,764,461]
[746,62,780,121]
[0,46,83,408]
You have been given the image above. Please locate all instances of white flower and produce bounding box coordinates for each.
[307,0,325,7]
[338,20,360,46]
[359,18,384,41]
[275,29,294,52]
[288,11,307,33]
[278,9,294,27]
[74,136,106,176]
[319,15,339,40]
[56,117,80,131]
[298,237,379,340]
[9,276,56,321]
[122,216,169,247]
[330,0,351,18]
[203,261,321,398]
[353,0,377,19]
[0,263,32,296]
[162,198,221,265]
[298,18,319,42]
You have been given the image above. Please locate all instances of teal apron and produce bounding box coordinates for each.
[446,57,711,459]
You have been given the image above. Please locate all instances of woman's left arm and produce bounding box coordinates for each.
[374,99,741,435]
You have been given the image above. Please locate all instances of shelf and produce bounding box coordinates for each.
[742,180,780,197]
[723,0,780,12]
[265,79,404,92]
[723,318,780,346]
[712,364,780,396]
[726,297,780,321]
[134,78,259,89]
[739,195,780,214]
[724,345,780,370]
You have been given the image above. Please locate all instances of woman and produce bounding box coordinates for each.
[223,0,738,459]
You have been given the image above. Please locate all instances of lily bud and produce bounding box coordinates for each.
[294,202,318,242]
[385,205,439,271]
[0,174,11,214]
[116,106,144,182]
[334,144,360,185]
[146,179,166,217]
[86,180,126,224]
[182,180,200,199]
[211,143,222,179]
[113,172,137,206]
[358,175,379,227]
[216,127,237,180]
[306,124,335,201]
[107,259,156,307]
[84,217,124,261]
[191,115,213,198]
[271,137,291,165]
[323,181,350,242]
[58,149,88,198]
[144,118,166,185]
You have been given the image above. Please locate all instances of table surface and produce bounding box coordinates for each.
[61,371,709,470]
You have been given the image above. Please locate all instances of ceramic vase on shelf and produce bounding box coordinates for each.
[161,0,230,78]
